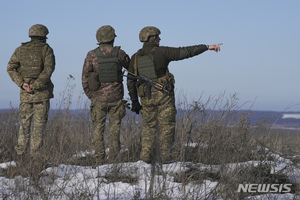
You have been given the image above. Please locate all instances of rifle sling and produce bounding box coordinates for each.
[134,54,138,76]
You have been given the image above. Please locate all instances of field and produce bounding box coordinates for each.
[1,92,300,199]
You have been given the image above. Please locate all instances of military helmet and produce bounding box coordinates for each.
[96,25,116,43]
[139,26,161,42]
[28,24,49,37]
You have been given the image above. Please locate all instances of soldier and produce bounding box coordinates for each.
[82,25,130,166]
[7,24,55,157]
[127,26,222,163]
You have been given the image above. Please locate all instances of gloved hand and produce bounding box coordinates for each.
[131,99,142,114]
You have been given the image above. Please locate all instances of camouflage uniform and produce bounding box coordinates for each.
[7,24,55,156]
[82,25,130,164]
[127,26,209,163]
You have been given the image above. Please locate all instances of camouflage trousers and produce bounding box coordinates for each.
[90,98,126,163]
[15,100,50,156]
[140,89,177,163]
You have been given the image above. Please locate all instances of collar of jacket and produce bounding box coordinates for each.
[99,43,113,48]
[142,42,159,49]
[22,38,45,45]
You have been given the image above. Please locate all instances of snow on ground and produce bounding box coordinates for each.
[0,161,16,169]
[0,149,299,199]
[282,114,300,119]
[0,161,218,199]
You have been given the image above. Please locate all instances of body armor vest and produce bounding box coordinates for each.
[19,43,46,79]
[95,46,122,82]
[136,47,158,79]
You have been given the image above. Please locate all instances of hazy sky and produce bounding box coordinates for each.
[1,0,299,111]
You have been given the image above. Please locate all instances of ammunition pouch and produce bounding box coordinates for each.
[136,82,146,98]
[157,73,175,92]
[88,71,100,91]
[137,83,152,98]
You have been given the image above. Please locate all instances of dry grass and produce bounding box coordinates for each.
[0,89,300,199]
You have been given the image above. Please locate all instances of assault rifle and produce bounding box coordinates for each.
[124,70,170,94]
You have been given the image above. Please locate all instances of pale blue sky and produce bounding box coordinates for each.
[1,0,299,111]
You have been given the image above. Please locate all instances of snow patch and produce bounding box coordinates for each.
[282,114,300,119]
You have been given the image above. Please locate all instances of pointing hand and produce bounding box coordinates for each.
[208,43,223,52]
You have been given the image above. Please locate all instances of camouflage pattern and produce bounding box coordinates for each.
[82,44,130,102]
[127,40,208,163]
[19,43,45,78]
[139,26,161,42]
[15,100,50,155]
[82,41,130,165]
[88,72,100,91]
[90,98,126,163]
[7,40,55,103]
[139,89,176,163]
[96,25,116,43]
[29,24,49,37]
[7,31,55,156]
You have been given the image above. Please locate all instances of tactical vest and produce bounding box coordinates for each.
[95,46,123,82]
[19,43,46,79]
[135,47,158,79]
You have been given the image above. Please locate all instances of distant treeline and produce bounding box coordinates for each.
[1,109,299,128]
